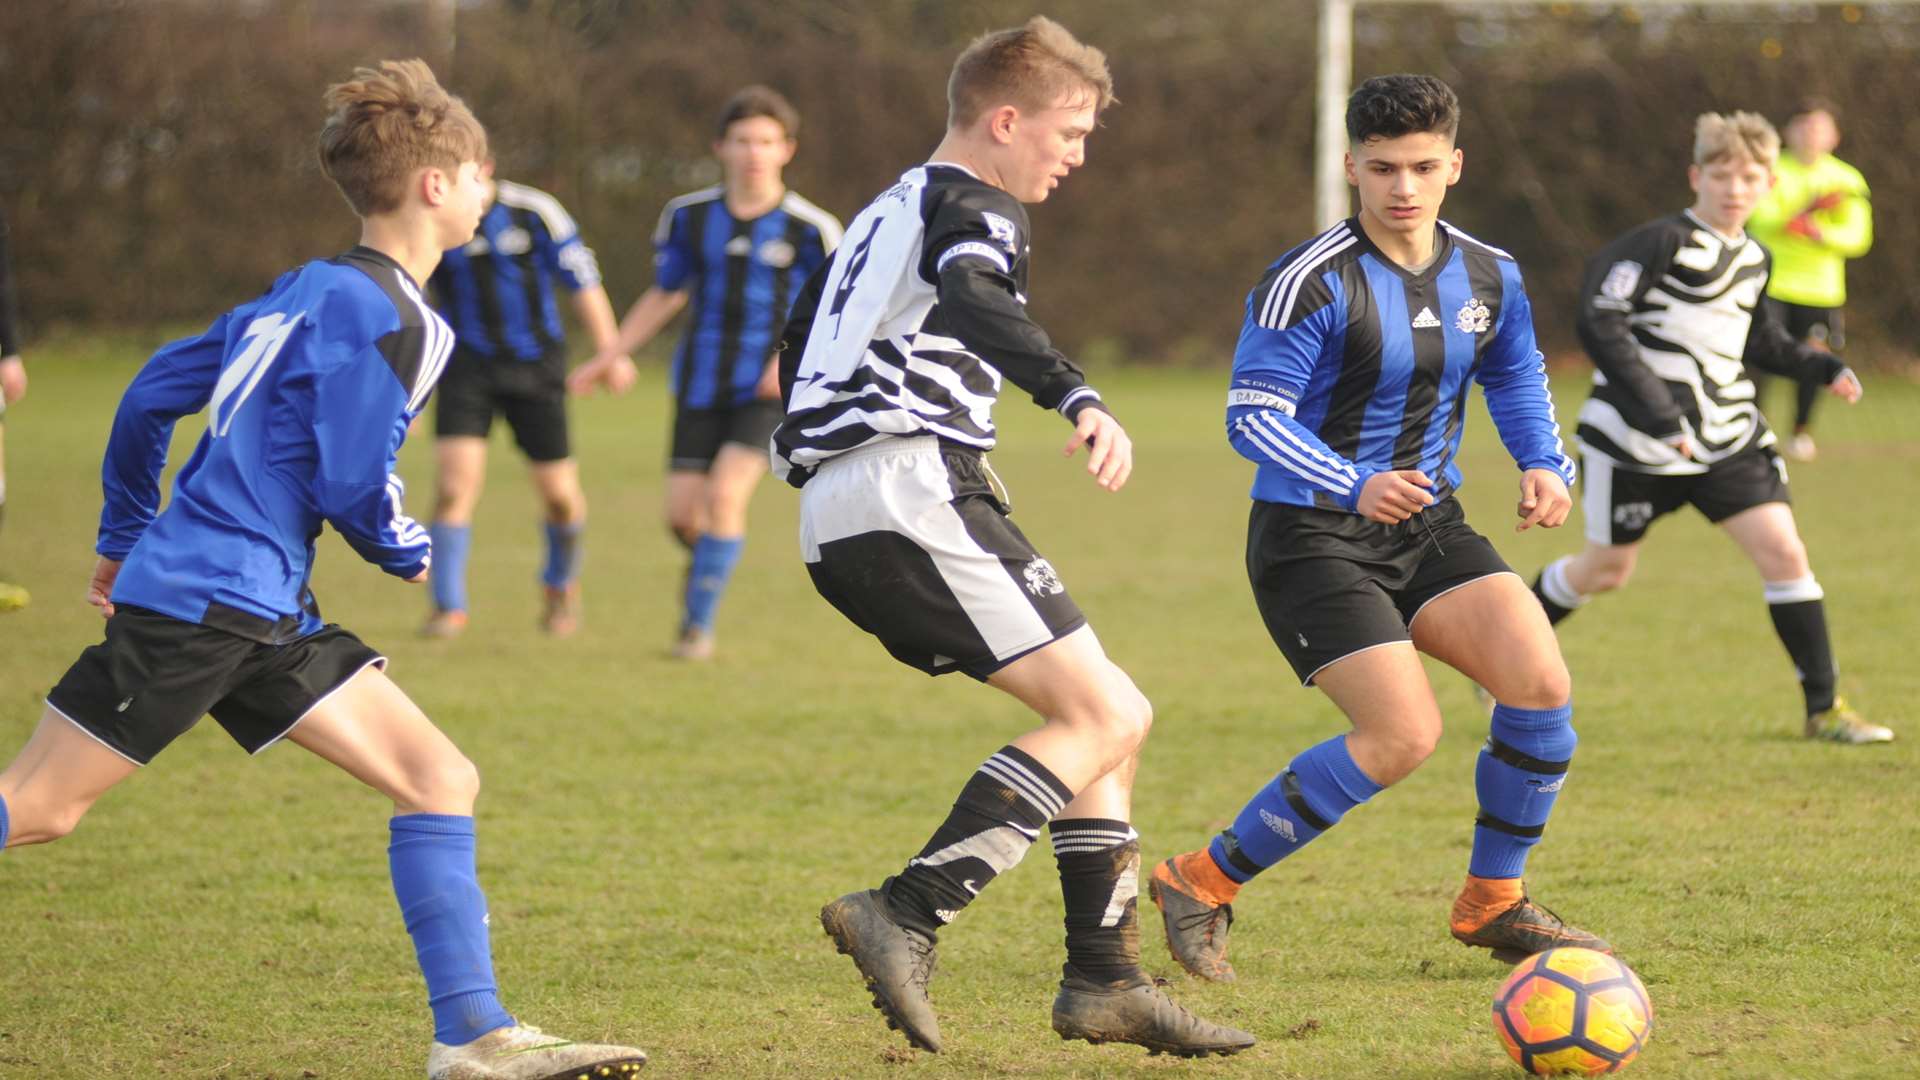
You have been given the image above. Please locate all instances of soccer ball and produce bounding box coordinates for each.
[1491,947,1652,1076]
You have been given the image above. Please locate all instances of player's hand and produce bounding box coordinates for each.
[754,357,782,401]
[86,557,122,618]
[1785,214,1821,242]
[1664,432,1697,461]
[1065,408,1132,492]
[1516,469,1572,532]
[0,355,24,406]
[1356,470,1434,524]
[407,567,430,584]
[1827,366,1863,403]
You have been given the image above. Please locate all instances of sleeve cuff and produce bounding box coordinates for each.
[1059,387,1110,424]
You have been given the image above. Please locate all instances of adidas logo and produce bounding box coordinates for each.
[1412,306,1441,328]
[1258,808,1298,843]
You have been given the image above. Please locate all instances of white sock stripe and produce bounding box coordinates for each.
[985,751,1070,807]
[1049,826,1137,842]
[980,756,1065,817]
[1539,556,1588,609]
[1764,575,1824,604]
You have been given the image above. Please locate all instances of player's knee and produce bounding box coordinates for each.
[665,518,700,548]
[8,797,87,845]
[1108,685,1153,751]
[1756,536,1810,580]
[1584,560,1634,593]
[1502,660,1572,711]
[404,754,481,813]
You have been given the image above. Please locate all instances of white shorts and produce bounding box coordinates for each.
[799,436,1086,679]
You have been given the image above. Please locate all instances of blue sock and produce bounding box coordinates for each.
[389,814,513,1046]
[682,534,745,632]
[0,791,10,851]
[1470,703,1577,879]
[429,523,472,613]
[540,521,584,589]
[1207,735,1384,883]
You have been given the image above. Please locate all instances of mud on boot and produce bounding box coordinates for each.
[820,889,943,1053]
[1050,967,1256,1058]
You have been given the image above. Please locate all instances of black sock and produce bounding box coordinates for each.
[881,745,1071,937]
[1768,596,1836,715]
[1531,574,1572,625]
[1051,818,1143,986]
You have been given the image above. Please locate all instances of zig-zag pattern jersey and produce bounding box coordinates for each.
[99,247,450,643]
[1574,210,1843,475]
[1228,218,1574,512]
[772,164,1107,486]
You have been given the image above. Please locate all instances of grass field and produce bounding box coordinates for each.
[1,335,1916,1079]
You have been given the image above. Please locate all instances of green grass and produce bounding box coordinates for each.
[2,335,1916,1078]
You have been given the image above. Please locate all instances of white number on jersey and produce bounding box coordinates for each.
[210,311,303,437]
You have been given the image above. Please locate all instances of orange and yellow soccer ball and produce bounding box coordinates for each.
[1492,947,1653,1076]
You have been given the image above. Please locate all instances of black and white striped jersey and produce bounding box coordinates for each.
[771,163,1107,486]
[1574,209,1842,474]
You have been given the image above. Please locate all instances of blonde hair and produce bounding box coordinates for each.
[947,16,1116,129]
[1692,111,1778,168]
[318,59,488,216]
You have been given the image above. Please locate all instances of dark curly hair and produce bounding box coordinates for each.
[1345,74,1459,144]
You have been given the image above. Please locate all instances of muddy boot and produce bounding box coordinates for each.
[1051,967,1255,1058]
[820,890,942,1053]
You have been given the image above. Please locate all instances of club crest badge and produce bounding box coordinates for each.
[1455,297,1492,334]
[1023,558,1065,597]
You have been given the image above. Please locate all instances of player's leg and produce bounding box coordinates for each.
[1718,499,1890,743]
[678,403,778,656]
[0,708,138,849]
[0,420,24,612]
[679,442,766,651]
[1152,642,1420,978]
[1042,748,1255,1056]
[424,351,497,638]
[507,368,586,636]
[279,661,646,1076]
[1410,572,1609,960]
[1531,452,1660,624]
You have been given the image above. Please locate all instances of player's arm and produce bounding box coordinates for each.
[572,200,700,395]
[1476,264,1577,530]
[1226,265,1399,516]
[1742,274,1858,402]
[310,344,433,581]
[1813,176,1872,258]
[96,313,237,561]
[1574,226,1689,445]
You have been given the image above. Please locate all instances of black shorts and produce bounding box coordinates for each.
[1247,497,1515,685]
[46,605,386,765]
[1580,446,1790,545]
[434,345,571,462]
[799,437,1086,681]
[669,399,783,472]
[1771,300,1845,350]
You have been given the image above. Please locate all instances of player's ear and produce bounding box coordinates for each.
[1343,150,1358,187]
[1448,146,1463,186]
[1686,163,1702,194]
[421,166,449,207]
[987,104,1020,146]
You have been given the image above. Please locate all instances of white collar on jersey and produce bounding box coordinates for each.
[1683,206,1747,246]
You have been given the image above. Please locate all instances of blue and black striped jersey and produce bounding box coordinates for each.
[431,180,600,362]
[100,247,448,643]
[1228,219,1574,511]
[653,187,840,409]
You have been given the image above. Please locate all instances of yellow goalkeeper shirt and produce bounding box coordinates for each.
[1748,153,1872,308]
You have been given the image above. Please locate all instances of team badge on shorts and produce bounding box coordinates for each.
[1455,297,1492,334]
[1612,500,1654,532]
[1023,557,1065,597]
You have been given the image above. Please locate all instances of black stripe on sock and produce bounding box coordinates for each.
[1217,828,1263,879]
[1475,812,1547,839]
[1282,770,1334,832]
[1483,736,1571,775]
